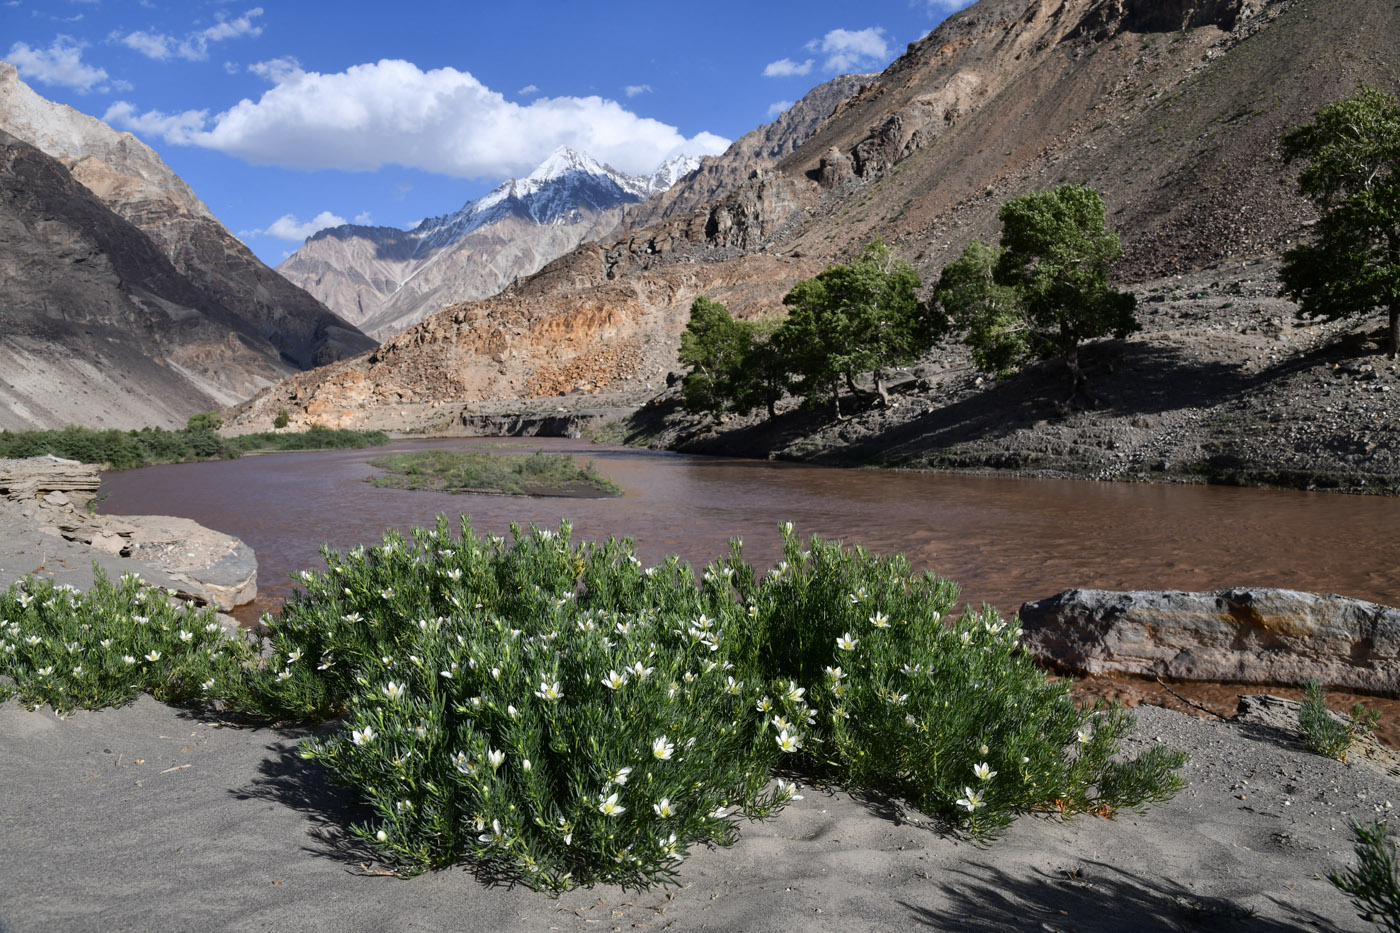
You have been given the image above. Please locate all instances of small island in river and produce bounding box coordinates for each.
[367,449,621,498]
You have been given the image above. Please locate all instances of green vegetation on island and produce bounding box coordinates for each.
[367,449,621,498]
[0,416,389,471]
[0,520,1186,890]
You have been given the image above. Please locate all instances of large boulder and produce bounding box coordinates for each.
[1020,588,1400,697]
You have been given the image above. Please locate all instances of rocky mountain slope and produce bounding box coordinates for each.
[277,148,701,341]
[0,130,290,430]
[0,63,374,372]
[228,0,1400,494]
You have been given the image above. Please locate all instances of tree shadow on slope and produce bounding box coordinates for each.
[832,340,1257,465]
[902,858,1346,931]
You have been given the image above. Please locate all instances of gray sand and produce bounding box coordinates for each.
[2,695,1395,932]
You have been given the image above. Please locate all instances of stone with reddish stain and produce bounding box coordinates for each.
[1020,588,1400,697]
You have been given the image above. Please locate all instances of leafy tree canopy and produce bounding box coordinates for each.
[1279,86,1400,356]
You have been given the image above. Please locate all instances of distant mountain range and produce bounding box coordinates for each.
[276,148,701,340]
[0,63,373,431]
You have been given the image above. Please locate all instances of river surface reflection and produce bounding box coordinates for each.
[97,437,1400,622]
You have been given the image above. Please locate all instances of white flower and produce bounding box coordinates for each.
[535,679,563,701]
[598,792,625,817]
[342,612,362,623]
[375,830,388,843]
[979,743,990,756]
[653,797,675,817]
[122,655,136,665]
[452,752,476,775]
[776,779,804,800]
[507,704,519,719]
[726,676,743,695]
[652,736,675,761]
[395,799,413,813]
[784,680,805,703]
[380,588,395,599]
[440,663,459,679]
[956,787,985,811]
[178,630,194,643]
[443,568,463,582]
[352,726,377,746]
[710,805,733,820]
[870,611,890,628]
[478,818,506,846]
[276,670,292,682]
[959,631,973,646]
[1077,726,1092,744]
[755,696,773,713]
[286,647,302,662]
[629,661,655,680]
[133,615,148,625]
[611,766,633,786]
[201,678,215,692]
[381,681,406,702]
[835,632,858,652]
[601,669,628,690]
[37,666,53,676]
[24,636,41,646]
[487,748,506,771]
[973,762,997,781]
[144,650,161,662]
[775,729,802,753]
[522,759,532,773]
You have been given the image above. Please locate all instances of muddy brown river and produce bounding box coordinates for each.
[97,437,1400,742]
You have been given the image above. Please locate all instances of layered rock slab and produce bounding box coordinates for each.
[1021,587,1400,696]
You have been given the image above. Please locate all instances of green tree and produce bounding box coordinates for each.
[678,297,755,421]
[938,185,1138,403]
[745,318,792,420]
[777,241,925,416]
[1279,86,1400,357]
[933,238,1026,377]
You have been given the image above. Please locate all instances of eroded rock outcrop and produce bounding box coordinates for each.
[0,456,256,610]
[1020,587,1400,697]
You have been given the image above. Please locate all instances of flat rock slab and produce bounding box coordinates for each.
[1021,587,1400,696]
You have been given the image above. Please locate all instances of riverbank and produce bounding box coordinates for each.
[617,259,1400,496]
[1,691,1393,931]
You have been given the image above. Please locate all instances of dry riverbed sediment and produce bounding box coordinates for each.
[1,693,1396,931]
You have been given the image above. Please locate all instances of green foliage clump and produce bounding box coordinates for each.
[0,571,254,713]
[1331,820,1400,933]
[744,525,1185,838]
[186,412,223,433]
[0,425,390,470]
[934,185,1138,402]
[269,519,787,888]
[273,409,291,429]
[367,450,620,497]
[1279,86,1400,357]
[1299,680,1382,761]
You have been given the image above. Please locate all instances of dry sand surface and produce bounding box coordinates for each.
[2,695,1397,932]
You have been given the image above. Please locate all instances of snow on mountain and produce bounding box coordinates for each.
[279,146,700,338]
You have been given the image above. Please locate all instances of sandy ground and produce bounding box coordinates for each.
[2,694,1395,932]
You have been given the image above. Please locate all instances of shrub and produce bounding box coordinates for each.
[0,571,254,713]
[739,525,1185,838]
[270,519,790,888]
[1300,680,1382,761]
[274,409,291,429]
[1331,820,1400,933]
[186,412,223,433]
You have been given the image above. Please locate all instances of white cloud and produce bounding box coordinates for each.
[353,211,372,225]
[248,210,347,241]
[105,59,731,178]
[248,56,300,82]
[767,100,793,119]
[762,57,812,78]
[114,7,263,62]
[517,83,538,95]
[807,27,889,73]
[7,35,109,92]
[102,101,210,144]
[623,83,651,97]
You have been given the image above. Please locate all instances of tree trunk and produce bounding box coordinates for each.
[844,369,860,397]
[766,396,777,419]
[874,371,890,407]
[1061,344,1100,408]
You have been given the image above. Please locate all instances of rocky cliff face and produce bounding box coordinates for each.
[0,130,295,429]
[277,147,700,341]
[0,63,374,370]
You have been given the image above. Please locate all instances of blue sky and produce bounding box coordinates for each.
[5,0,973,266]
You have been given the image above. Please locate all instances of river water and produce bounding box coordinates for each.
[98,437,1400,617]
